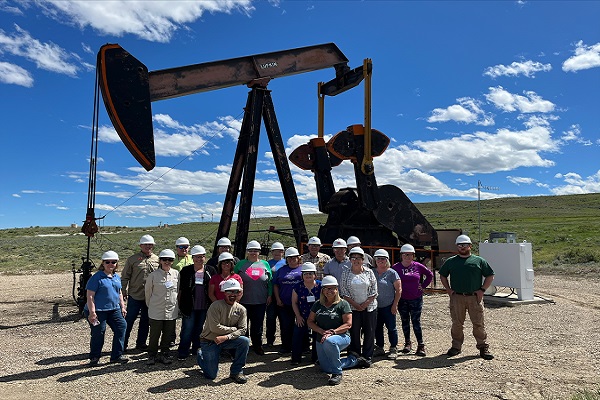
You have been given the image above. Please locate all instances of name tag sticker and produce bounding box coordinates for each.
[252,270,260,276]
[307,295,315,302]
[195,278,203,284]
[164,280,173,288]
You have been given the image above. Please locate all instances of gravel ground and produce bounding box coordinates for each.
[0,273,598,400]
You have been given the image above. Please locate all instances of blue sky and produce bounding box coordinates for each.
[1,0,599,229]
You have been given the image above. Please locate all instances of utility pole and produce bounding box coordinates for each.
[477,180,499,243]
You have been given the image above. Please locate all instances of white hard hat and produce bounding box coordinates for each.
[270,242,285,251]
[218,252,235,263]
[348,247,365,257]
[455,234,472,245]
[300,262,317,273]
[373,249,389,258]
[217,237,232,247]
[101,250,119,261]
[346,236,361,246]
[332,238,347,248]
[308,236,322,245]
[139,234,155,245]
[321,276,338,287]
[190,245,206,256]
[400,244,415,253]
[246,240,261,250]
[159,249,175,259]
[220,279,242,292]
[285,247,300,258]
[175,237,190,246]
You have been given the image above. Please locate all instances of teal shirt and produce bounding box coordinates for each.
[438,254,494,293]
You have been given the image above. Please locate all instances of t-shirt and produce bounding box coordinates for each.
[310,299,351,341]
[234,259,272,305]
[209,273,244,301]
[323,257,350,283]
[438,254,494,293]
[392,261,434,300]
[85,270,122,311]
[274,265,303,305]
[374,268,400,307]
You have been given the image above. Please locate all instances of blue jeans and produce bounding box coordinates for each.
[399,297,424,344]
[87,309,127,360]
[178,309,207,358]
[242,303,267,347]
[349,309,377,359]
[124,296,149,348]
[197,336,250,379]
[375,304,399,348]
[315,334,357,374]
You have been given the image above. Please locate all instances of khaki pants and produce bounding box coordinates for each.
[448,294,488,349]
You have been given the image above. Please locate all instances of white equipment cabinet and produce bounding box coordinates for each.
[479,241,535,300]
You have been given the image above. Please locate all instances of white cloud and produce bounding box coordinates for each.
[507,176,536,185]
[427,97,495,126]
[485,86,555,113]
[484,60,552,78]
[12,193,21,198]
[0,24,79,76]
[562,41,600,72]
[37,0,255,43]
[0,61,33,86]
[552,171,600,194]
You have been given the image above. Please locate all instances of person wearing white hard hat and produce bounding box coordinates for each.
[290,262,321,365]
[323,238,350,283]
[307,276,369,386]
[206,237,239,269]
[121,234,159,352]
[84,250,128,366]
[233,240,273,355]
[439,234,495,360]
[173,237,193,272]
[301,237,330,280]
[346,236,374,267]
[145,249,180,365]
[340,247,378,365]
[197,279,250,384]
[177,245,218,361]
[372,249,402,358]
[391,243,434,356]
[265,242,286,346]
[273,247,304,355]
[208,252,243,302]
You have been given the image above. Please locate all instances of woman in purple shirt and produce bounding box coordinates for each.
[392,244,433,356]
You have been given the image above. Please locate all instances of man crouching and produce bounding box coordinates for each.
[197,279,249,383]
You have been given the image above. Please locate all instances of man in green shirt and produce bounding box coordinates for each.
[439,234,495,360]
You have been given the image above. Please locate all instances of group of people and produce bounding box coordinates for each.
[84,233,495,385]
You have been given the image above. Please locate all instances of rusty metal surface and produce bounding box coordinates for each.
[148,43,348,101]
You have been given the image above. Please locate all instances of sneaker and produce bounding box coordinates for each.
[230,373,248,384]
[290,360,300,366]
[147,356,156,365]
[416,344,426,357]
[401,342,412,354]
[328,374,342,386]
[157,354,172,365]
[356,356,371,369]
[135,343,148,350]
[110,355,129,364]
[253,345,265,356]
[89,357,100,367]
[373,346,385,357]
[278,347,291,355]
[388,346,398,354]
[479,347,494,360]
[177,355,188,361]
[446,347,461,357]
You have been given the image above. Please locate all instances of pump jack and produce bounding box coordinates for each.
[92,43,439,264]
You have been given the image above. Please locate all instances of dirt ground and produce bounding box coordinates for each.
[0,272,598,400]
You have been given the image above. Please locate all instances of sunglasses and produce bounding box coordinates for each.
[457,244,471,247]
[104,260,117,264]
[350,256,363,260]
[226,290,241,295]
[177,245,189,249]
[161,258,175,262]
[322,287,337,291]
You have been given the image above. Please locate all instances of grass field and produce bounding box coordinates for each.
[1,193,599,276]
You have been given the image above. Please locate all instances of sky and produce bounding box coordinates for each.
[1,0,599,229]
